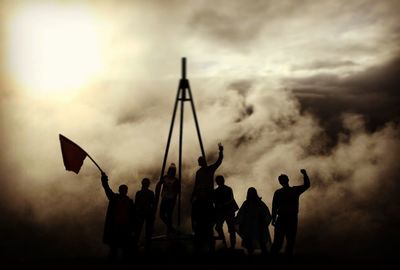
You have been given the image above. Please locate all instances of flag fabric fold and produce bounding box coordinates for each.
[59,134,88,174]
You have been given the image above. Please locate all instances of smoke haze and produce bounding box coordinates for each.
[0,0,399,263]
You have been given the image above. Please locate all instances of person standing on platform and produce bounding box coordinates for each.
[236,187,271,255]
[134,178,155,251]
[270,169,311,258]
[100,172,135,263]
[213,175,239,249]
[158,163,179,234]
[191,143,224,252]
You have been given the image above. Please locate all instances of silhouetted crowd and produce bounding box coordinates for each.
[100,143,310,264]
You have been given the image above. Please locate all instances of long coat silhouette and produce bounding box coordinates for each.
[101,173,135,248]
[236,187,271,255]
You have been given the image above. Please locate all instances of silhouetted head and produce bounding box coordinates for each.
[278,174,289,187]
[167,163,176,177]
[119,184,128,196]
[246,187,260,201]
[198,156,206,167]
[141,178,150,189]
[215,175,225,186]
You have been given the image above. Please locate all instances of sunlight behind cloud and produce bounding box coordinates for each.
[6,3,104,97]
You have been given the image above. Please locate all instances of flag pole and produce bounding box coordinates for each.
[86,154,104,174]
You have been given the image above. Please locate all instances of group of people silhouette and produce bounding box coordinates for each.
[100,143,310,263]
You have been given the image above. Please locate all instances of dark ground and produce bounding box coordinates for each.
[1,233,397,270]
[2,252,397,270]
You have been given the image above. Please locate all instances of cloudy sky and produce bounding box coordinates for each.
[0,0,399,263]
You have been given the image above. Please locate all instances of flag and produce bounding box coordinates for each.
[59,134,88,174]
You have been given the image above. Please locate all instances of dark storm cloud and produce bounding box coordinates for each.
[188,0,400,54]
[291,60,358,71]
[187,0,300,46]
[285,57,400,139]
[189,0,309,48]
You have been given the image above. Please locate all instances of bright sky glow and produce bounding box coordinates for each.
[6,3,104,97]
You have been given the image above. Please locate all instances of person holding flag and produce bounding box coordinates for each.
[59,134,135,263]
[100,172,135,263]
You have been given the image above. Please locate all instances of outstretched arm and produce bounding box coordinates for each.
[101,172,115,201]
[210,143,224,171]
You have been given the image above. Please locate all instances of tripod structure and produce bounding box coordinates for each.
[155,58,207,227]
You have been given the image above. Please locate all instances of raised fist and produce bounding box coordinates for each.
[300,169,307,175]
[218,142,224,152]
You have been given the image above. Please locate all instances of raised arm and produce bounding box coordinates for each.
[293,169,311,195]
[101,172,115,201]
[298,169,310,193]
[210,143,224,171]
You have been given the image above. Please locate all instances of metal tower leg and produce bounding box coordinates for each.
[156,57,206,228]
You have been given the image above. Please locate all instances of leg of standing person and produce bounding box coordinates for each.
[208,202,216,253]
[108,245,118,263]
[259,222,268,255]
[191,201,201,252]
[144,215,154,250]
[215,215,227,248]
[159,199,168,228]
[226,212,236,249]
[208,222,216,253]
[285,216,298,258]
[271,219,285,256]
[166,199,176,233]
[246,238,254,255]
[121,244,130,264]
[260,238,268,255]
[134,216,144,249]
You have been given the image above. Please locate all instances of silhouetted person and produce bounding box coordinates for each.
[236,187,271,255]
[270,169,310,258]
[213,175,239,249]
[158,163,179,234]
[191,143,224,252]
[134,178,155,250]
[100,172,135,263]
[192,143,224,203]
